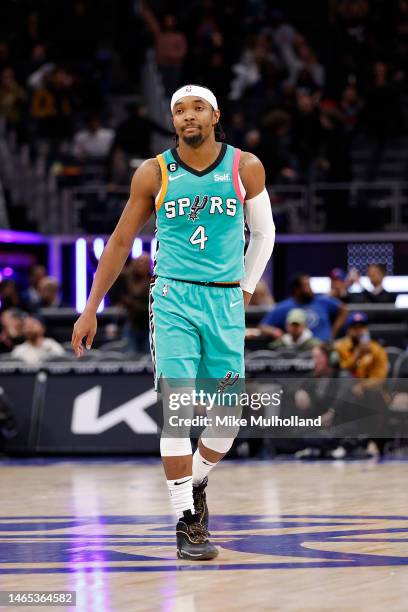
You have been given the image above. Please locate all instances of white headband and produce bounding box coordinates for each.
[170,85,218,111]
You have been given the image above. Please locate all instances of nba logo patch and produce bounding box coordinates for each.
[185,85,192,92]
[162,284,169,297]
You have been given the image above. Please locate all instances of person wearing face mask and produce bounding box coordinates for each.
[334,312,389,456]
[260,273,348,342]
[335,312,388,392]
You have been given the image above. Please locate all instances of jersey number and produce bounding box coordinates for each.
[189,225,208,250]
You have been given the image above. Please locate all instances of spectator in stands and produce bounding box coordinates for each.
[292,89,322,181]
[280,35,325,90]
[30,67,76,144]
[364,264,395,303]
[11,315,64,364]
[73,115,114,161]
[25,265,46,308]
[269,308,321,351]
[0,67,27,140]
[0,280,27,313]
[140,1,187,94]
[292,343,347,459]
[37,276,63,308]
[111,254,151,353]
[294,343,340,424]
[335,312,388,388]
[110,101,172,182]
[334,311,389,455]
[260,273,348,342]
[364,61,403,141]
[0,308,26,353]
[339,83,363,136]
[328,268,354,303]
[257,110,297,184]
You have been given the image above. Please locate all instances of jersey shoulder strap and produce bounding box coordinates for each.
[155,149,173,210]
[230,145,245,204]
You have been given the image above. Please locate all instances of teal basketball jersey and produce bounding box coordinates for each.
[154,143,245,282]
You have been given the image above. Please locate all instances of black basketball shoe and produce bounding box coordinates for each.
[193,477,209,529]
[176,509,218,560]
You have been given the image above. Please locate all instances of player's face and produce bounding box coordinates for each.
[172,96,220,147]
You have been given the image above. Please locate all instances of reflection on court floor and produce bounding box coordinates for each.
[1,459,407,611]
[1,514,408,572]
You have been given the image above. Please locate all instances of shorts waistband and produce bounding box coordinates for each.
[153,276,241,288]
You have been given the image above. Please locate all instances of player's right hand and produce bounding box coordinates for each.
[71,310,97,358]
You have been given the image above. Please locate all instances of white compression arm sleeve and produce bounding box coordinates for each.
[240,188,275,294]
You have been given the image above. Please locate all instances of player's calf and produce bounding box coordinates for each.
[193,476,209,529]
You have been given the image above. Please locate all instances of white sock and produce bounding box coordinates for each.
[192,449,217,485]
[166,476,195,520]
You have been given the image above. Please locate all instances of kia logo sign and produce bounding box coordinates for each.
[71,386,158,434]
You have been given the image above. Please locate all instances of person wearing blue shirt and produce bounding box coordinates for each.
[260,273,348,342]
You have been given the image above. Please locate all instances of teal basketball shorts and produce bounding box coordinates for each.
[149,276,245,390]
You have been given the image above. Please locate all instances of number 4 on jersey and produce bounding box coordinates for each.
[189,225,208,250]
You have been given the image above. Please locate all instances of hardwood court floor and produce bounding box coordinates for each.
[0,458,407,612]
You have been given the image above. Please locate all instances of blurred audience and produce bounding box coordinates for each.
[37,276,63,308]
[363,264,395,303]
[0,67,27,140]
[25,265,46,308]
[328,267,354,303]
[0,280,27,313]
[294,343,340,426]
[0,308,26,353]
[335,312,388,388]
[269,308,321,351]
[73,115,114,161]
[260,273,348,341]
[140,1,187,94]
[334,310,390,456]
[110,100,172,183]
[110,254,151,353]
[0,1,407,235]
[11,315,64,364]
[30,66,76,145]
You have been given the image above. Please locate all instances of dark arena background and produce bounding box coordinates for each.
[1,1,408,610]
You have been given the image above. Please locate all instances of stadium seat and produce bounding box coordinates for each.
[385,347,403,376]
[99,339,131,352]
[42,354,75,363]
[96,351,130,361]
[392,352,408,379]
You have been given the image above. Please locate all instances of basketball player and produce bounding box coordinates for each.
[72,85,275,560]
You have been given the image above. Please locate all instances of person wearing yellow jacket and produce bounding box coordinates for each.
[335,311,388,394]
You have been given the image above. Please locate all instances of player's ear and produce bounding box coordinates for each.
[213,109,221,126]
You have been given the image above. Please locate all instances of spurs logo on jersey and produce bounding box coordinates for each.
[189,195,208,221]
[216,371,240,393]
[164,195,238,220]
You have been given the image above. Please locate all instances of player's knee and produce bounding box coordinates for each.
[160,436,192,457]
[201,436,236,454]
